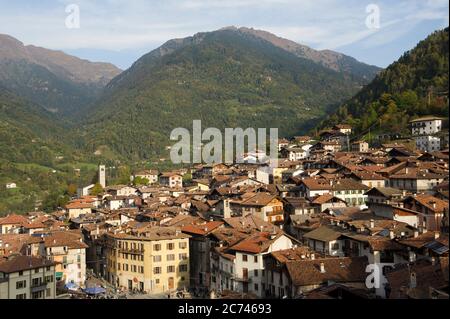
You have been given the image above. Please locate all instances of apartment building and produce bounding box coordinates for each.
[42,231,88,287]
[104,227,190,294]
[0,255,57,299]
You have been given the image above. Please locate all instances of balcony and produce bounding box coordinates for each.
[31,283,47,293]
[233,275,252,283]
[119,248,144,255]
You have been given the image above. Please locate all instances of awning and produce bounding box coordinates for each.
[84,287,106,295]
[65,282,79,291]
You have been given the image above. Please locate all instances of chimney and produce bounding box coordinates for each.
[370,219,375,229]
[320,262,326,273]
[410,272,417,289]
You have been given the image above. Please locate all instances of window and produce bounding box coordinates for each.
[179,242,187,249]
[34,268,39,274]
[31,291,43,299]
[254,283,259,291]
[167,254,175,261]
[45,275,53,283]
[254,256,258,263]
[167,243,175,250]
[18,271,23,276]
[167,266,176,273]
[32,278,41,287]
[179,264,188,272]
[16,293,26,299]
[179,253,188,260]
[46,266,51,271]
[153,267,162,274]
[153,244,161,251]
[155,279,160,284]
[153,255,162,262]
[242,254,248,262]
[16,280,26,289]
[331,243,340,250]
[254,270,258,277]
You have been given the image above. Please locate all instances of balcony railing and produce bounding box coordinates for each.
[233,275,251,283]
[31,283,47,292]
[119,248,144,255]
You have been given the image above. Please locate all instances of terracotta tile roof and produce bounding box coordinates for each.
[135,170,159,175]
[390,168,446,180]
[299,178,332,191]
[43,231,88,249]
[285,256,369,287]
[210,228,248,246]
[350,170,386,181]
[399,232,441,249]
[331,179,370,191]
[223,215,275,233]
[270,246,318,263]
[107,226,190,241]
[0,255,56,274]
[303,225,344,242]
[65,201,93,209]
[365,187,403,198]
[312,194,345,205]
[240,193,278,207]
[229,231,282,254]
[410,194,449,214]
[0,214,29,226]
[0,234,42,256]
[386,258,448,299]
[181,221,224,236]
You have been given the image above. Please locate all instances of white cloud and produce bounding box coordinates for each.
[0,0,447,65]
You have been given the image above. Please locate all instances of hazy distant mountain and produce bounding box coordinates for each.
[235,27,381,83]
[81,27,379,159]
[0,34,121,116]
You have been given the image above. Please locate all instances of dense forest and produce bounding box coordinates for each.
[78,28,374,160]
[0,27,448,215]
[318,28,449,137]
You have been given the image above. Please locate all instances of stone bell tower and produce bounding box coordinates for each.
[98,164,106,188]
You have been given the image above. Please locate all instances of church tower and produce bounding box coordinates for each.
[99,165,106,188]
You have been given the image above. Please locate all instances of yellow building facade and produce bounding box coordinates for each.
[105,227,190,294]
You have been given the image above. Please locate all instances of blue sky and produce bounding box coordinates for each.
[0,0,448,70]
